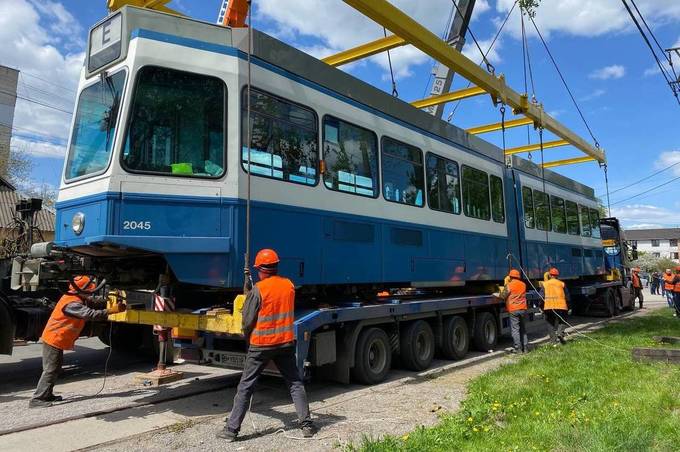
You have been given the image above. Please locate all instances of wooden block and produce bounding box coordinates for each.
[632,347,680,363]
[134,369,184,387]
[652,336,680,344]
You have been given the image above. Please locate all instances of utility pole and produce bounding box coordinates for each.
[424,0,476,119]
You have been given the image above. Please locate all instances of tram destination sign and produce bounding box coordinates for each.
[88,13,123,72]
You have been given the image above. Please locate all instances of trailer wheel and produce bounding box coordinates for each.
[604,289,617,317]
[613,288,623,315]
[472,312,498,352]
[400,320,435,371]
[440,316,469,360]
[351,327,392,385]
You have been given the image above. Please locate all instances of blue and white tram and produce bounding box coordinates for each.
[54,7,604,295]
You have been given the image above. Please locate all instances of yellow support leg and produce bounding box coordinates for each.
[504,139,569,156]
[467,117,534,135]
[541,156,596,168]
[410,86,486,109]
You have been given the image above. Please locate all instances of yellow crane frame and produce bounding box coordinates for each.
[108,0,604,169]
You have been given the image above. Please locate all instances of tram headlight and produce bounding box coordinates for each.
[72,212,85,235]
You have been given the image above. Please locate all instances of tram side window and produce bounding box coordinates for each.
[381,137,424,207]
[566,200,580,235]
[462,166,490,220]
[550,195,567,234]
[490,175,505,223]
[242,88,319,185]
[122,66,225,177]
[590,208,601,238]
[426,154,461,214]
[580,205,592,237]
[522,187,535,229]
[323,116,379,197]
[534,190,551,231]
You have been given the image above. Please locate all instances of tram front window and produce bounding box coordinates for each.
[122,66,226,178]
[65,70,126,180]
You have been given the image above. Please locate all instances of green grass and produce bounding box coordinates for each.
[360,310,680,452]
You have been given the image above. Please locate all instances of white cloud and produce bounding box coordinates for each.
[256,0,456,79]
[643,61,672,77]
[579,89,606,102]
[612,204,680,228]
[0,0,83,145]
[625,223,664,230]
[589,64,625,80]
[655,151,680,176]
[10,135,66,159]
[462,36,503,66]
[496,0,680,39]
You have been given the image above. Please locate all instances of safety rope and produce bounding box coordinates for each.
[244,0,254,294]
[538,128,549,245]
[451,0,494,74]
[506,253,629,354]
[383,27,399,97]
[500,104,507,155]
[602,161,612,217]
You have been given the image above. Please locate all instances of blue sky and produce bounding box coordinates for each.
[1,0,679,228]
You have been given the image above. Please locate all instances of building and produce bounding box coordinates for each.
[624,228,680,261]
[0,176,55,252]
[0,66,19,175]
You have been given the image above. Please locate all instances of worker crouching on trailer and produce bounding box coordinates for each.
[219,249,316,441]
[29,276,126,408]
[540,268,569,346]
[499,269,529,354]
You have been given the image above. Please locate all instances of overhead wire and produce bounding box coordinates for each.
[0,88,73,115]
[598,160,680,196]
[610,174,680,206]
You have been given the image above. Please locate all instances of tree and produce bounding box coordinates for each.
[631,251,677,273]
[519,0,541,18]
[0,146,33,186]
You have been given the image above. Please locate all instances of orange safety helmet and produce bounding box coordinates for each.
[508,269,521,279]
[70,275,95,291]
[549,267,559,276]
[254,248,280,269]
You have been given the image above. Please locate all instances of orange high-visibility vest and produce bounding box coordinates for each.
[41,295,86,351]
[664,274,674,291]
[543,278,567,311]
[505,279,527,312]
[250,276,295,347]
[632,273,641,289]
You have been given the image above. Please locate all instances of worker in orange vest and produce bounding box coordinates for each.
[663,268,674,308]
[671,266,680,317]
[631,267,643,309]
[29,276,126,408]
[499,269,528,353]
[539,268,569,346]
[220,249,315,441]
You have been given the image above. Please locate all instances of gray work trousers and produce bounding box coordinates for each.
[509,311,528,352]
[32,343,64,401]
[544,309,567,343]
[226,346,312,433]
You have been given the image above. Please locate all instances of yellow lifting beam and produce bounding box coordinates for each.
[410,86,486,109]
[322,34,407,67]
[342,0,605,164]
[108,295,246,335]
[504,139,569,156]
[107,0,182,16]
[467,117,534,135]
[541,156,596,169]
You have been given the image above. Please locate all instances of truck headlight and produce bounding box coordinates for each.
[72,212,85,235]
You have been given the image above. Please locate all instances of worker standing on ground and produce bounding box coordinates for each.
[29,276,125,408]
[631,267,643,309]
[220,249,315,441]
[499,269,528,353]
[663,269,674,308]
[539,268,569,346]
[672,266,680,317]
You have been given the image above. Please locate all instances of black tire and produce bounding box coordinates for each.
[351,327,392,385]
[472,312,498,352]
[440,316,469,360]
[400,320,435,371]
[613,288,623,315]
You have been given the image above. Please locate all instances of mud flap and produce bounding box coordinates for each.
[0,296,15,355]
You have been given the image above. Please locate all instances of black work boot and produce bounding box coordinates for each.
[301,424,317,438]
[45,394,63,402]
[28,399,52,408]
[216,428,237,442]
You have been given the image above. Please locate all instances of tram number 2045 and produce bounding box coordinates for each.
[122,220,152,230]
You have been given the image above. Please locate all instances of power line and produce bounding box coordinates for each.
[597,160,680,195]
[610,174,680,206]
[0,88,73,115]
[16,70,77,94]
[629,0,670,65]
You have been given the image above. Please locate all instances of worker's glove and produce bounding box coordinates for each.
[107,302,127,315]
[243,268,253,292]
